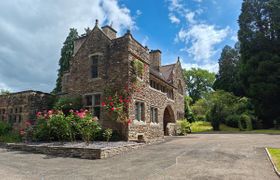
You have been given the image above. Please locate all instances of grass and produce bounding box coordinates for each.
[267,148,280,171]
[191,121,213,132]
[190,121,280,134]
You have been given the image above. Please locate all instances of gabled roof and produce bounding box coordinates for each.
[160,64,176,83]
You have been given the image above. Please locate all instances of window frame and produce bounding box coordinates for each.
[84,93,102,119]
[150,107,158,123]
[135,101,145,122]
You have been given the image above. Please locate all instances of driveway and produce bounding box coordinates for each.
[0,134,279,180]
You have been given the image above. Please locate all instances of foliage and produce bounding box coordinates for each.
[191,98,208,121]
[176,119,191,135]
[132,59,144,79]
[53,97,83,114]
[0,132,21,143]
[102,82,141,125]
[208,104,223,131]
[103,128,113,142]
[238,114,252,131]
[238,0,280,128]
[0,121,12,136]
[183,68,215,103]
[213,44,243,96]
[0,89,10,95]
[77,111,101,144]
[225,114,240,128]
[53,28,79,94]
[31,110,101,144]
[184,96,195,122]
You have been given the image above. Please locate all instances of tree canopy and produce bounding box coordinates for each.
[183,68,215,103]
[52,28,79,94]
[238,0,280,128]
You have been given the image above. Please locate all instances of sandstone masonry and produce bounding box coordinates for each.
[61,21,186,142]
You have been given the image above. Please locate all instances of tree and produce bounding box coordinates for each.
[0,89,10,95]
[213,43,243,96]
[238,0,280,128]
[183,68,215,103]
[184,96,195,122]
[52,28,79,94]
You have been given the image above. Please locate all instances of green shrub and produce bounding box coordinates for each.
[78,114,101,144]
[110,130,122,141]
[208,104,223,131]
[54,97,83,114]
[177,119,191,135]
[103,128,113,142]
[0,121,12,136]
[0,132,21,143]
[225,114,240,128]
[238,114,252,131]
[48,112,71,141]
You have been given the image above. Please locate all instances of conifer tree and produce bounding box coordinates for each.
[238,0,280,128]
[53,28,79,94]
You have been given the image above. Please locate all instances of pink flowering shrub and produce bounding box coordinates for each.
[29,109,101,143]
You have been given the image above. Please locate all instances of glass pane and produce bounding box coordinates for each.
[91,65,98,78]
[91,56,98,65]
[85,95,92,106]
[94,94,101,106]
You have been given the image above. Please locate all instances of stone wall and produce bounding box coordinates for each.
[5,142,145,159]
[0,91,52,129]
[61,25,185,141]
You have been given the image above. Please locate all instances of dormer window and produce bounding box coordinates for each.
[91,55,99,78]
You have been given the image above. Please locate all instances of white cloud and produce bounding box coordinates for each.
[182,62,219,73]
[0,0,136,92]
[0,82,11,91]
[185,12,196,24]
[169,14,181,24]
[177,24,230,62]
[193,0,203,2]
[136,10,142,16]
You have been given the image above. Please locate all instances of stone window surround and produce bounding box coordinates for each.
[88,53,103,79]
[134,100,145,122]
[150,106,158,124]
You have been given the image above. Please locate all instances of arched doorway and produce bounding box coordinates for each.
[163,105,175,135]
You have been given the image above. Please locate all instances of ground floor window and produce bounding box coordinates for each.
[150,107,158,123]
[84,94,101,119]
[135,102,145,121]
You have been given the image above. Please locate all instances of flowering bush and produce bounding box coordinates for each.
[102,83,141,125]
[22,109,102,144]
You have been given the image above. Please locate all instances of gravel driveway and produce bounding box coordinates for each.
[0,134,279,180]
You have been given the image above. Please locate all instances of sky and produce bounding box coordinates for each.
[0,0,242,93]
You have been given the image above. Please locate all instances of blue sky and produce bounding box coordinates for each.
[0,0,242,92]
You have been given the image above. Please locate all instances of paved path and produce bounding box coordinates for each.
[0,134,280,180]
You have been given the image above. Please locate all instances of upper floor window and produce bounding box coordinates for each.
[135,102,145,121]
[91,55,99,78]
[150,107,158,123]
[85,94,101,118]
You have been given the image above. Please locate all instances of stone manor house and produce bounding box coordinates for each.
[0,20,185,142]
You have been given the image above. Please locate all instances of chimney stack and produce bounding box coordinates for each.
[149,50,161,71]
[102,25,117,39]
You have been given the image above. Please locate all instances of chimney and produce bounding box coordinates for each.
[102,25,117,39]
[149,50,161,71]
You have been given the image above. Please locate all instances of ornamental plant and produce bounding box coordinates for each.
[103,128,113,142]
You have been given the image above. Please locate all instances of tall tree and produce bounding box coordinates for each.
[213,43,243,96]
[238,0,280,128]
[183,68,215,103]
[52,28,79,94]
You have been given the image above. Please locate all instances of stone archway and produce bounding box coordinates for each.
[163,105,176,136]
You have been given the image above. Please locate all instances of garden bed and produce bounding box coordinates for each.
[4,141,145,159]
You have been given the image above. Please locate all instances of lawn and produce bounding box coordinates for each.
[267,148,280,172]
[190,121,280,134]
